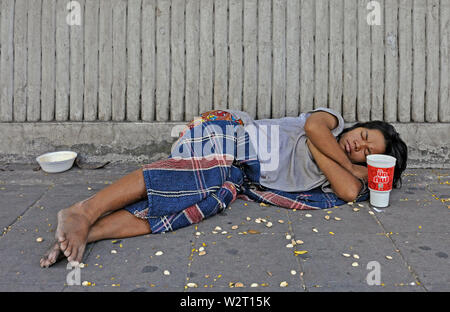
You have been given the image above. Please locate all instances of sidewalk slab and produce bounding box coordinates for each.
[0,164,448,292]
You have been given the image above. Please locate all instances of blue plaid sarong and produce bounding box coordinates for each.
[124,118,369,234]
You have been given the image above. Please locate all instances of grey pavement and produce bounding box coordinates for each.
[0,163,449,292]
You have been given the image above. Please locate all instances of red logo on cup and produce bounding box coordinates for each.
[368,166,394,191]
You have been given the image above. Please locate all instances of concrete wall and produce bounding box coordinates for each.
[0,0,449,167]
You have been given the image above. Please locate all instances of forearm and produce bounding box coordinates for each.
[306,139,361,201]
[305,124,353,171]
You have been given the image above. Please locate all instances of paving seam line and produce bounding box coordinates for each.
[286,209,308,292]
[0,184,54,239]
[365,205,428,292]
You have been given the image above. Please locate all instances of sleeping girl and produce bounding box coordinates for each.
[40,108,408,267]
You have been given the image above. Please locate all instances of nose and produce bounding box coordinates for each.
[354,140,367,152]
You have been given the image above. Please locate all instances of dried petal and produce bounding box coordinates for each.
[280,281,288,287]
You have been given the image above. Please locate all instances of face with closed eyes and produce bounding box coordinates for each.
[338,127,386,164]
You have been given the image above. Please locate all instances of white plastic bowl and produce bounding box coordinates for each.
[36,151,78,173]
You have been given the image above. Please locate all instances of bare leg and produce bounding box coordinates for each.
[55,168,147,263]
[40,210,151,268]
[86,210,151,242]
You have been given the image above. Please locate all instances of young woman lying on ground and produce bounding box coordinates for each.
[40,108,408,267]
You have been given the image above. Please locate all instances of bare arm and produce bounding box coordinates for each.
[304,111,354,172]
[306,139,362,202]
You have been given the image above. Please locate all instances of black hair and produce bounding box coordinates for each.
[337,120,408,189]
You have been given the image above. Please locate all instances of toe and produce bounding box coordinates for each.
[48,248,59,263]
[68,248,78,262]
[75,245,86,263]
[57,234,66,243]
[60,239,68,252]
[64,242,73,258]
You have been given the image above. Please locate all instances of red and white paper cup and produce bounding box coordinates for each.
[366,154,397,208]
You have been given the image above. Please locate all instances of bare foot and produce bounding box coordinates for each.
[40,240,64,268]
[55,202,92,263]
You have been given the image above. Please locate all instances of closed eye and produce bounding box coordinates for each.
[366,130,371,155]
[362,130,370,155]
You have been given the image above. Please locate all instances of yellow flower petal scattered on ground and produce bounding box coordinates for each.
[280,281,288,287]
[294,250,308,255]
[334,217,342,221]
[385,255,393,260]
[352,262,359,267]
[260,202,268,207]
[248,229,260,234]
[235,282,244,288]
[329,232,335,235]
[36,237,43,243]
